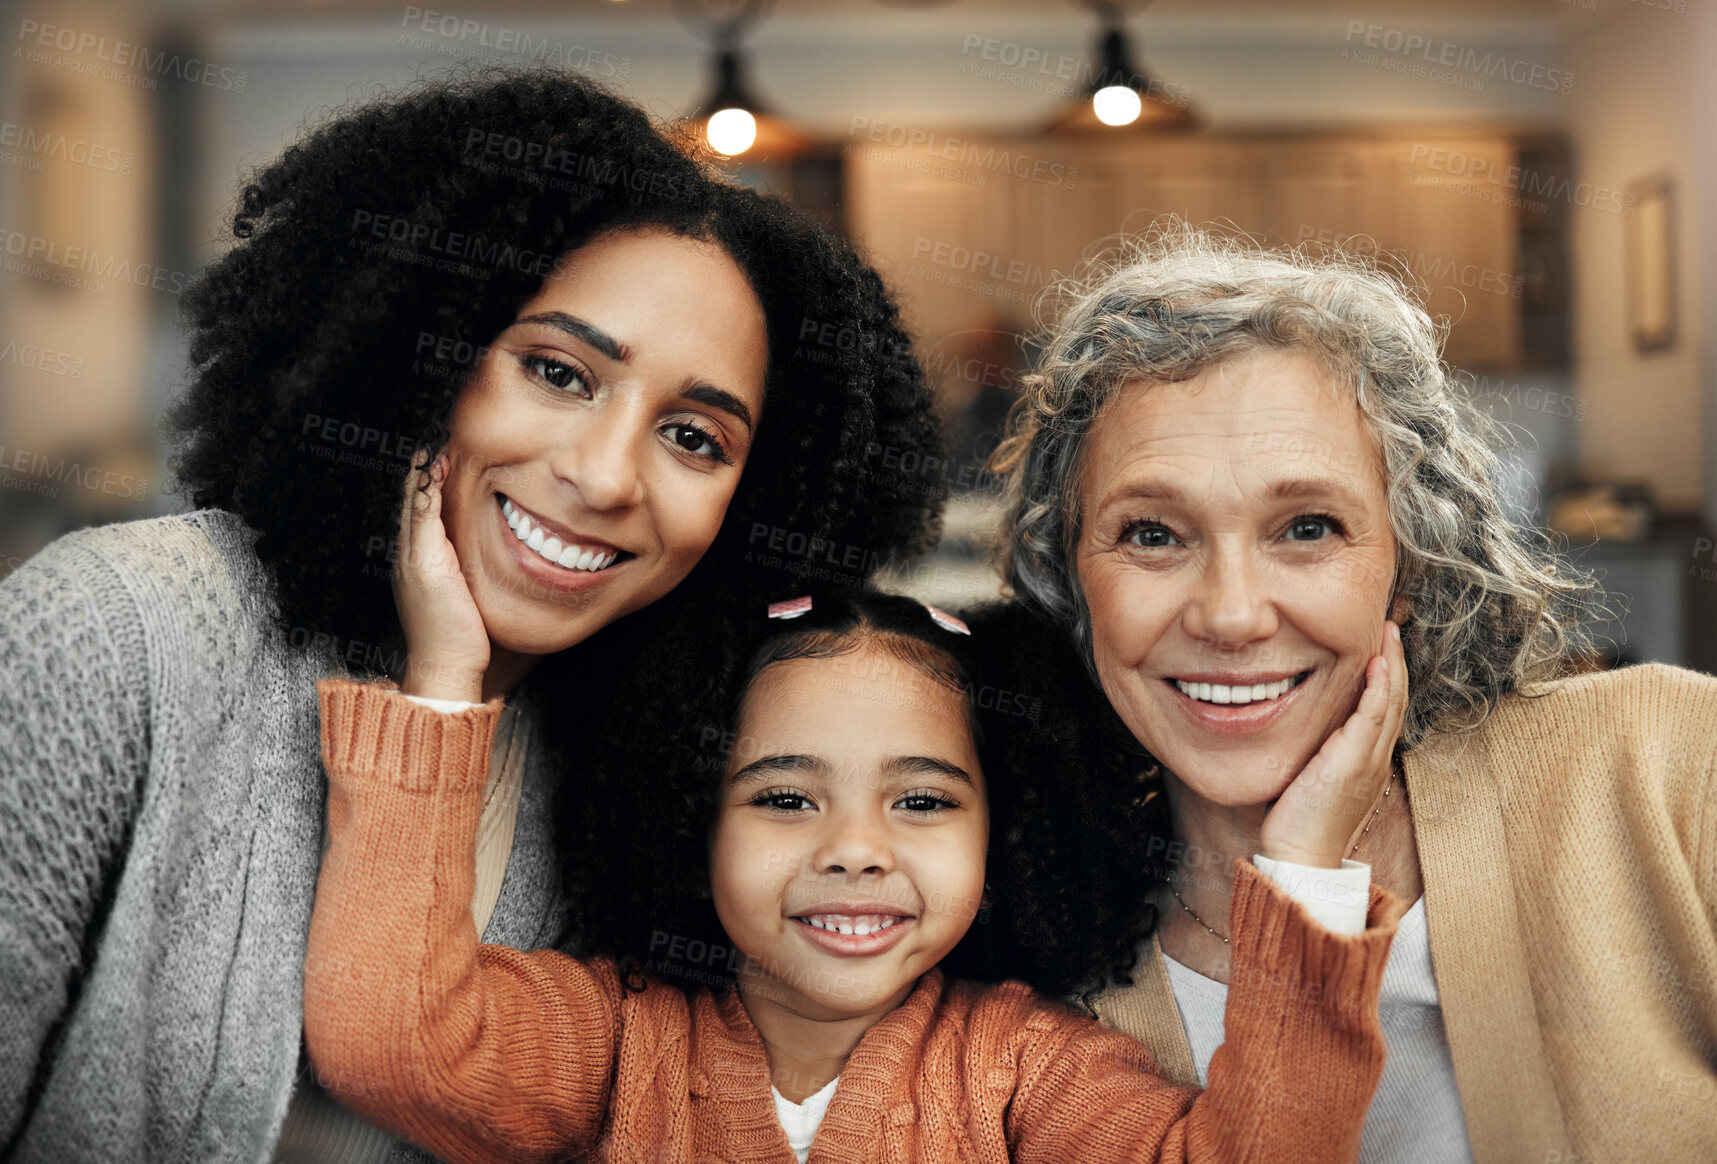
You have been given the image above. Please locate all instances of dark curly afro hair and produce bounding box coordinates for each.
[566,587,1169,1004]
[171,67,943,660]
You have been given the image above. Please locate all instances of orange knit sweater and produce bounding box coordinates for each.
[305,679,1407,1164]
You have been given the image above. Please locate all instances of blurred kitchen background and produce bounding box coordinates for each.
[1,0,1713,671]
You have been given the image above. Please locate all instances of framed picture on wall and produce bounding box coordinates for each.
[1625,175,1676,352]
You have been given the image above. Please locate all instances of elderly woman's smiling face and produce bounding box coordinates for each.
[1075,348,1400,806]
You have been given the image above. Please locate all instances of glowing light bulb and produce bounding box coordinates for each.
[1092,85,1142,127]
[706,108,757,156]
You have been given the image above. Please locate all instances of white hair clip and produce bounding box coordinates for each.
[925,605,971,635]
[767,596,812,619]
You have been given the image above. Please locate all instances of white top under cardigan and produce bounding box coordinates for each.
[773,1077,841,1163]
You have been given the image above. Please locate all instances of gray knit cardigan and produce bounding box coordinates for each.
[0,510,571,1163]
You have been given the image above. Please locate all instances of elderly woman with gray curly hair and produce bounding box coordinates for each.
[989,225,1717,1164]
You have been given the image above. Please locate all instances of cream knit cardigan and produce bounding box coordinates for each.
[1095,663,1717,1164]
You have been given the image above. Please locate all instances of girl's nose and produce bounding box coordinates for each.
[810,813,894,878]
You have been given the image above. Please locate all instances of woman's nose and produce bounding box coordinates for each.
[549,401,646,511]
[1182,547,1278,647]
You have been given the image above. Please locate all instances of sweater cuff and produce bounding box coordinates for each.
[402,692,485,714]
[1251,855,1371,936]
[1227,859,1407,1021]
[317,678,503,796]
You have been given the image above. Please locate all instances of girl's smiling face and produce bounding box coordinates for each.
[1074,348,1401,807]
[439,227,769,659]
[709,639,989,1024]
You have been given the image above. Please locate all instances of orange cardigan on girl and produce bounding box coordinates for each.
[304,680,1406,1164]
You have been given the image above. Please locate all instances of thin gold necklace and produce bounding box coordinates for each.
[1170,769,1402,944]
[1170,884,1231,944]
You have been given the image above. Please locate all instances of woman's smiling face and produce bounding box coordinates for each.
[1074,348,1400,806]
[438,227,769,658]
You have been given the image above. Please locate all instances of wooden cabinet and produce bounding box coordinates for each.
[845,130,1546,371]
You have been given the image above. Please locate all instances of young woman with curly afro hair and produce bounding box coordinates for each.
[0,68,942,1164]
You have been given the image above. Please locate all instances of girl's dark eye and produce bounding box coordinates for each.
[895,790,958,814]
[1124,521,1180,549]
[751,789,812,812]
[1286,515,1339,541]
[665,423,730,464]
[523,354,589,395]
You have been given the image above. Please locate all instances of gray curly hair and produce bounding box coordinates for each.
[993,223,1602,746]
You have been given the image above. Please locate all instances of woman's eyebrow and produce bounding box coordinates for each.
[514,311,627,361]
[1264,475,1370,508]
[1095,478,1186,512]
[1096,475,1370,512]
[684,384,755,434]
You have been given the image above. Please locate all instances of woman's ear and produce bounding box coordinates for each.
[1389,593,1413,625]
[1386,558,1413,626]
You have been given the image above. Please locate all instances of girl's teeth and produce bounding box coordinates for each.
[801,914,900,935]
[500,498,619,573]
[1176,674,1303,705]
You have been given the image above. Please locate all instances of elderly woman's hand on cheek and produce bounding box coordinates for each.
[1258,620,1407,868]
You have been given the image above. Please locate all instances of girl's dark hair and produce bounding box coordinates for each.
[568,588,1164,1002]
[170,68,942,657]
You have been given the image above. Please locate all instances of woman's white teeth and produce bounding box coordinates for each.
[500,499,618,572]
[801,915,901,936]
[1176,674,1303,705]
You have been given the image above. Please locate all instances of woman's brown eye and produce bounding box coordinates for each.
[523,354,586,394]
[666,424,728,463]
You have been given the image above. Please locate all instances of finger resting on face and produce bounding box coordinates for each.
[398,468,419,557]
[1385,627,1409,728]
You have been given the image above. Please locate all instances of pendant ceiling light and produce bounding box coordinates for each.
[1045,0,1198,134]
[677,0,808,160]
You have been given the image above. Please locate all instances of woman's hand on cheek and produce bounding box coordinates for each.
[394,450,491,703]
[1258,621,1408,868]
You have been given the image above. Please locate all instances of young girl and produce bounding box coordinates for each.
[306,587,1412,1159]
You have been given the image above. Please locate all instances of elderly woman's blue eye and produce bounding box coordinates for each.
[1287,516,1337,540]
[1125,522,1179,548]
